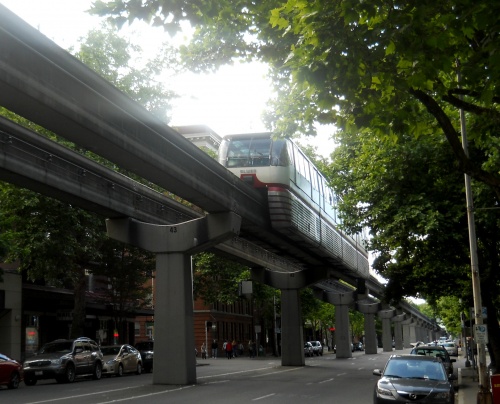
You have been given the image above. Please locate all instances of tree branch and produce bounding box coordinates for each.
[410,88,500,199]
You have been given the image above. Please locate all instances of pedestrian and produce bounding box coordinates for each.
[201,342,207,359]
[251,340,257,358]
[225,340,233,359]
[212,339,218,359]
[232,340,238,358]
[248,340,255,358]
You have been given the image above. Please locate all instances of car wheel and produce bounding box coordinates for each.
[24,374,37,386]
[8,372,20,389]
[136,363,142,375]
[117,364,124,377]
[93,362,102,380]
[64,364,76,383]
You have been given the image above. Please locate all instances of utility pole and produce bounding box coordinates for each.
[458,62,492,404]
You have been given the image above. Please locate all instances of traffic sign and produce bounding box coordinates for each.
[474,324,488,344]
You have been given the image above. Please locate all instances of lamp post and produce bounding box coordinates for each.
[457,62,491,403]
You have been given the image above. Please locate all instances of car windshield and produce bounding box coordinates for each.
[101,346,121,356]
[384,359,446,381]
[414,348,448,361]
[40,341,73,354]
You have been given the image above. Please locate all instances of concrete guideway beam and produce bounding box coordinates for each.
[251,267,328,290]
[106,213,241,385]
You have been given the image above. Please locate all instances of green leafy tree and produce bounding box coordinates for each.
[0,185,107,337]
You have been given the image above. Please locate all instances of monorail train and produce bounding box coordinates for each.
[218,133,369,279]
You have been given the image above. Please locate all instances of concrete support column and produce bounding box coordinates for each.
[281,289,305,366]
[392,314,405,351]
[401,318,413,349]
[106,213,240,385]
[328,292,354,358]
[357,302,379,355]
[378,309,395,352]
[154,252,196,384]
[409,321,417,345]
[335,304,352,358]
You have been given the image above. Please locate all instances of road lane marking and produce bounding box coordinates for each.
[198,365,276,379]
[253,393,276,401]
[25,385,195,404]
[319,378,334,383]
[251,367,302,378]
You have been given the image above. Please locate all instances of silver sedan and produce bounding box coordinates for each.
[101,344,142,377]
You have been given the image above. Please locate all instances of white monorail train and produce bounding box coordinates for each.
[218,133,369,279]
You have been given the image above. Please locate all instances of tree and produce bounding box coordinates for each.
[73,24,178,123]
[0,185,107,337]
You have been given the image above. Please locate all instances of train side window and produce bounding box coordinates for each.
[271,140,288,166]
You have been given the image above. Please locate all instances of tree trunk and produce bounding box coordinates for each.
[70,266,87,339]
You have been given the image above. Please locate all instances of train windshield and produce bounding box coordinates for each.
[223,136,287,168]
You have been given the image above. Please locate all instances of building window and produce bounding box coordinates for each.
[135,322,140,337]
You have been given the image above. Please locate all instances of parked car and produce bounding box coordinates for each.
[441,342,458,357]
[333,343,355,353]
[409,344,456,375]
[0,353,23,389]
[135,341,154,373]
[373,354,456,403]
[101,344,142,377]
[310,341,323,356]
[304,342,313,357]
[23,337,103,385]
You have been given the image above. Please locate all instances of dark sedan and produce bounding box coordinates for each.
[135,341,154,373]
[373,354,456,403]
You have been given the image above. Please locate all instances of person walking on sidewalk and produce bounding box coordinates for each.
[225,340,233,359]
[211,339,218,359]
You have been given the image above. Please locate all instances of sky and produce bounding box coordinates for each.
[0,0,336,156]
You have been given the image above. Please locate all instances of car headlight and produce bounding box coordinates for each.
[435,392,451,399]
[106,359,117,365]
[145,353,153,360]
[51,358,62,365]
[376,385,396,399]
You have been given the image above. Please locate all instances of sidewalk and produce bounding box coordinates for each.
[457,363,479,404]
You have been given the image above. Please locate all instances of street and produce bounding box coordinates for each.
[0,350,397,403]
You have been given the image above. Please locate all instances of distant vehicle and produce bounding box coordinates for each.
[101,345,142,377]
[23,337,103,385]
[410,344,456,375]
[353,342,364,351]
[310,341,323,356]
[373,354,456,403]
[304,342,314,357]
[0,353,23,389]
[135,341,154,373]
[441,342,458,357]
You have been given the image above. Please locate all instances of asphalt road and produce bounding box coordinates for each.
[1,350,397,404]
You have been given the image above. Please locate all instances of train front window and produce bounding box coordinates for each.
[226,137,272,167]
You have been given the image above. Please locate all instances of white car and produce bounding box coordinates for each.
[441,342,458,356]
[101,344,142,376]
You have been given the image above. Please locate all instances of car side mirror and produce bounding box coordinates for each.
[448,374,458,381]
[373,369,382,376]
